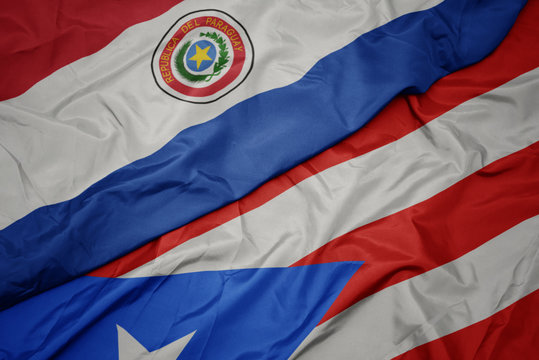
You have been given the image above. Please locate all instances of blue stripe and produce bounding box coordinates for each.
[0,0,526,309]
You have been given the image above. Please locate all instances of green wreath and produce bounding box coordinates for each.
[174,32,230,83]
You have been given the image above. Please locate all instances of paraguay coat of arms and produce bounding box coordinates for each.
[152,10,254,103]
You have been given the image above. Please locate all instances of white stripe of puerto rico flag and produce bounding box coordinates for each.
[290,214,539,359]
[0,0,442,229]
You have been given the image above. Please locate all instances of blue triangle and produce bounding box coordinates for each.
[0,262,362,359]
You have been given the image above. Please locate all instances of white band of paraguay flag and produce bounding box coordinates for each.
[152,10,254,103]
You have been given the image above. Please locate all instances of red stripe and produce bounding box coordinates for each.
[89,0,539,278]
[0,0,183,101]
[392,289,539,360]
[294,142,539,323]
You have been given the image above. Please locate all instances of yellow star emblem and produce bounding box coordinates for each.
[189,45,213,70]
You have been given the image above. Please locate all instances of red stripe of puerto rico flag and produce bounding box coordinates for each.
[294,141,539,323]
[89,0,539,279]
[392,289,539,360]
[0,0,183,101]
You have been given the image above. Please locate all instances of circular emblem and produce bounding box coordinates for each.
[151,10,254,103]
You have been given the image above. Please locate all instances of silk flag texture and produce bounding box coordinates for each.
[0,0,538,358]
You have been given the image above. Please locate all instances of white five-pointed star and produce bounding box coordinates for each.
[117,325,195,360]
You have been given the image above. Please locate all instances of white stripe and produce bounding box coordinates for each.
[290,215,539,360]
[123,66,539,278]
[0,0,442,228]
